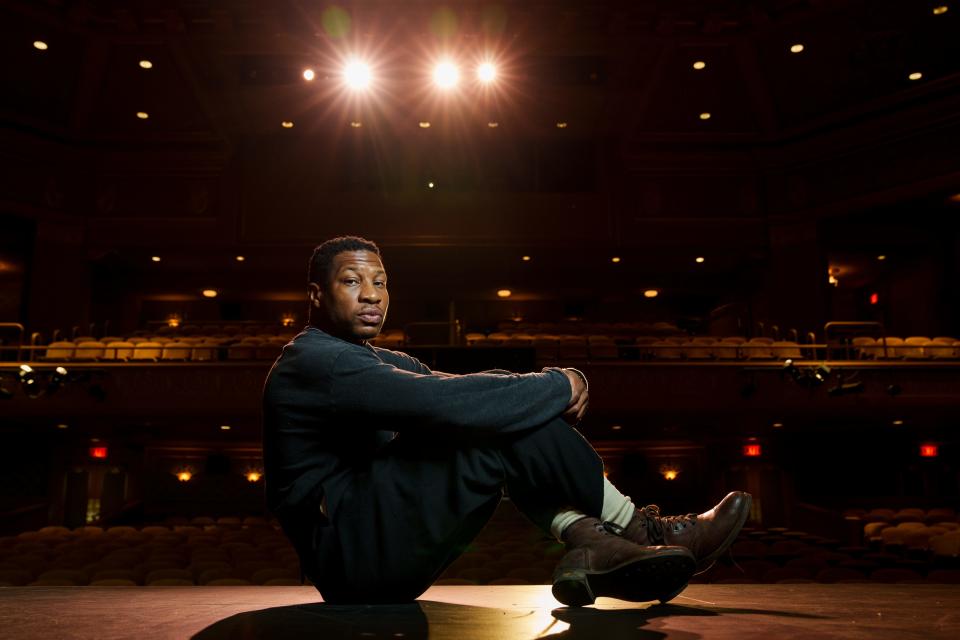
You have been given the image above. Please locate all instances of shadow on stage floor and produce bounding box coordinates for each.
[191,599,824,640]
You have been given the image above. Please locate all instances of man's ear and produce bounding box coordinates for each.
[307,282,323,308]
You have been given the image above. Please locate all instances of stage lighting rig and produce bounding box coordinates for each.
[19,364,41,398]
[827,374,865,397]
[782,358,831,388]
[47,366,69,395]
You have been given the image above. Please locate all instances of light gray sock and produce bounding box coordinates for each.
[549,477,636,541]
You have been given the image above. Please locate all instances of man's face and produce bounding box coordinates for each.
[309,250,389,343]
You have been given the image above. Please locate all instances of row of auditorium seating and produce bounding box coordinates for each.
[0,516,303,586]
[26,334,960,362]
[34,335,294,362]
[845,336,960,359]
[5,502,958,587]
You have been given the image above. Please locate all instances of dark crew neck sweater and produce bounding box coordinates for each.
[262,327,571,517]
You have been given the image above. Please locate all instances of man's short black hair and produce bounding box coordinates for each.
[308,236,381,288]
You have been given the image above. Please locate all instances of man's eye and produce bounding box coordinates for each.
[374,281,385,287]
[343,279,358,285]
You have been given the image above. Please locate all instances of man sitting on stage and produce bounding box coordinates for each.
[262,235,751,606]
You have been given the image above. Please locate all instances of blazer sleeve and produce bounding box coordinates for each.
[328,346,571,434]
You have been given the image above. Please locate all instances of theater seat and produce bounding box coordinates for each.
[131,342,163,361]
[901,337,930,359]
[74,341,106,360]
[41,341,76,361]
[102,341,134,360]
[161,342,193,361]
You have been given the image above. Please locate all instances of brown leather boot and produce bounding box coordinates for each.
[613,491,752,573]
[552,516,696,607]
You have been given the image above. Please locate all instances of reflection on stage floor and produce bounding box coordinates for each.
[1,584,957,639]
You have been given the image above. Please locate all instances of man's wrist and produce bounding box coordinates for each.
[564,367,589,392]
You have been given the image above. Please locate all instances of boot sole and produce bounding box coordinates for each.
[552,552,696,607]
[695,492,753,574]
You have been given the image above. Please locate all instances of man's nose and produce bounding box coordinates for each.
[359,282,381,302]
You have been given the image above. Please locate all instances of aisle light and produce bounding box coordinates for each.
[33,40,48,51]
[139,59,153,69]
[790,44,805,53]
[692,61,706,70]
[908,71,923,81]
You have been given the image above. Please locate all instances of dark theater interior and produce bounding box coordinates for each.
[1,0,959,637]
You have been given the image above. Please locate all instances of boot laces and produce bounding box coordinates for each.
[639,504,698,544]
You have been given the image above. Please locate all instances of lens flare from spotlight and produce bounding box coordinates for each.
[433,61,459,89]
[343,59,372,90]
[477,62,497,83]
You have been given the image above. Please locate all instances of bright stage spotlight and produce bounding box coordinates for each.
[433,60,459,89]
[343,59,372,90]
[477,62,497,83]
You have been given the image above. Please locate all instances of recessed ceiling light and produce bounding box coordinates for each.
[877,254,887,261]
[302,68,315,81]
[487,122,499,128]
[556,122,568,129]
[699,112,711,120]
[611,425,622,431]
[427,181,435,189]
[892,419,904,426]
[202,289,218,298]
[908,71,923,81]
[772,422,784,428]
[695,256,705,263]
[497,289,512,298]
[350,121,362,128]
[692,61,706,70]
[610,256,621,263]
[136,111,149,119]
[151,256,161,262]
[220,425,231,430]
[281,121,294,128]
[933,5,948,15]
[57,423,69,429]
[33,40,48,51]
[522,255,531,262]
[139,59,153,69]
[790,44,804,53]
[235,255,245,262]
[419,121,431,128]
[643,289,659,298]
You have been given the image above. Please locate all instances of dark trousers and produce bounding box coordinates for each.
[294,417,605,603]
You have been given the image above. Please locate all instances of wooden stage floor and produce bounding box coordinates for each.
[1,584,957,639]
